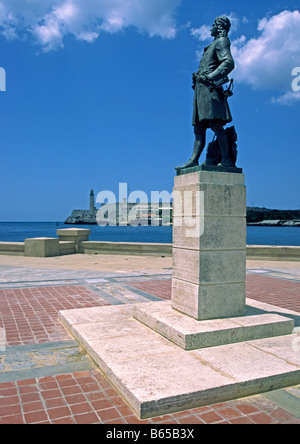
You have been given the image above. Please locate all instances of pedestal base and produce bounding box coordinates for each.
[176,164,243,176]
[59,302,300,419]
[133,301,294,350]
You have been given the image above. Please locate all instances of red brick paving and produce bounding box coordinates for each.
[1,276,298,348]
[0,275,300,424]
[246,274,300,312]
[0,285,109,346]
[0,371,299,424]
[127,279,172,300]
[127,275,300,312]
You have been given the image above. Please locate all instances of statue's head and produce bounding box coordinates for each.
[211,16,231,38]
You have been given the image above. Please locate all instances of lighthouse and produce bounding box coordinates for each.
[89,189,96,211]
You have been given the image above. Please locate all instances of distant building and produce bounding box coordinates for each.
[98,199,173,226]
[64,190,98,224]
[64,190,173,226]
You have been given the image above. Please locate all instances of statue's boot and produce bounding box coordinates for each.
[218,135,235,168]
[175,141,204,171]
[220,158,235,168]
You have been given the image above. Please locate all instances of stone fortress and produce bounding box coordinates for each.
[64,190,98,225]
[64,190,173,226]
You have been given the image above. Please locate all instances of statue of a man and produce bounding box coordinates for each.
[177,16,236,171]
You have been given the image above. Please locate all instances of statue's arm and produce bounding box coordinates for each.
[206,37,235,85]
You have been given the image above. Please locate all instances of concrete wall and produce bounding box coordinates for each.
[0,240,76,257]
[0,242,25,256]
[79,241,172,257]
[246,246,300,262]
[0,237,299,261]
[59,241,76,256]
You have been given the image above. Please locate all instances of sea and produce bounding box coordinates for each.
[0,222,299,246]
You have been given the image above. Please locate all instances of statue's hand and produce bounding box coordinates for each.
[198,75,208,84]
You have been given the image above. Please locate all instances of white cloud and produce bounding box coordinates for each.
[271,91,300,106]
[231,10,300,104]
[0,0,181,51]
[191,25,211,42]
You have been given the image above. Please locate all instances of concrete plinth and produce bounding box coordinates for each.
[133,301,294,350]
[59,303,300,419]
[172,170,246,320]
[57,228,91,253]
[56,228,91,242]
[25,237,60,258]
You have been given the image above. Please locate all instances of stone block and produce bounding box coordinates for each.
[56,228,91,242]
[172,278,246,320]
[173,216,246,250]
[57,228,91,253]
[172,248,246,285]
[173,182,246,217]
[175,170,245,187]
[25,237,60,258]
[133,301,294,350]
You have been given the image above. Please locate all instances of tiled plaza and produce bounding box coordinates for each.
[0,255,299,424]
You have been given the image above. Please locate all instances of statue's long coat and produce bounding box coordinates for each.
[192,36,235,125]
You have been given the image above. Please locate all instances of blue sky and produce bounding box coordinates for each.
[0,0,300,221]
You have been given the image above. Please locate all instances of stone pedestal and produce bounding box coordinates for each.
[58,168,300,420]
[172,169,246,320]
[57,228,91,253]
[25,237,60,258]
[56,228,91,242]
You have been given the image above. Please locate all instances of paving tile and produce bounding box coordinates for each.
[248,412,276,425]
[48,406,72,420]
[176,415,204,424]
[44,397,66,409]
[229,416,255,424]
[52,416,76,424]
[73,411,99,424]
[0,414,25,424]
[22,401,45,413]
[198,411,224,424]
[70,402,94,415]
[216,407,241,420]
[0,395,19,406]
[24,410,49,424]
[97,407,123,422]
[230,401,260,415]
[0,404,22,417]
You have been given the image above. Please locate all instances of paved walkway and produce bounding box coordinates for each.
[0,255,299,424]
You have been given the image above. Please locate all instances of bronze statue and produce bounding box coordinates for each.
[177,16,237,172]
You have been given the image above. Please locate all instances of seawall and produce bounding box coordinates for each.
[0,228,299,261]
